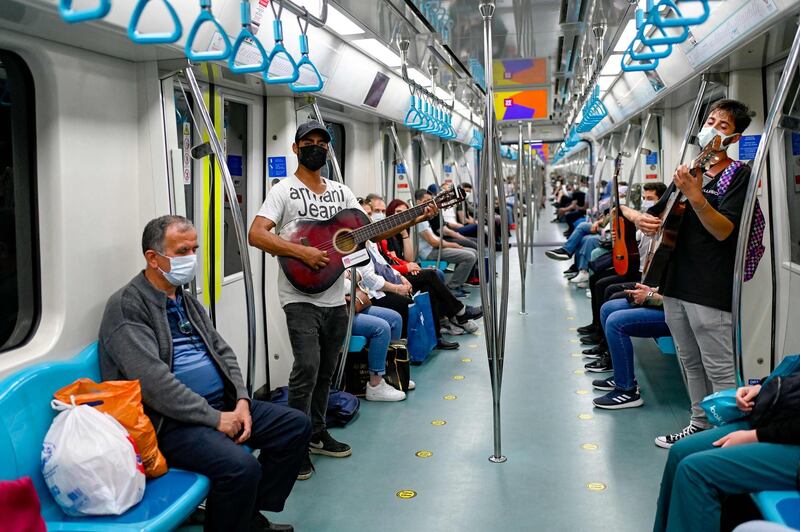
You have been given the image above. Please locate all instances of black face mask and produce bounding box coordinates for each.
[298,144,328,172]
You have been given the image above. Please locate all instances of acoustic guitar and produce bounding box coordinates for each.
[640,135,723,287]
[611,152,639,276]
[278,186,465,294]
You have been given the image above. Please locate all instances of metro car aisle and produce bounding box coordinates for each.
[251,220,690,532]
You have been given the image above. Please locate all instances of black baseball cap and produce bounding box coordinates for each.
[295,120,331,143]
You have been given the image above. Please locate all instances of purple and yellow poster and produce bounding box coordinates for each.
[494,89,549,121]
[493,58,548,86]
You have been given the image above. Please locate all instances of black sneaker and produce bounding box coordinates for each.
[545,248,571,261]
[593,389,644,410]
[580,333,604,345]
[456,306,483,323]
[583,342,608,356]
[563,265,578,276]
[296,453,314,480]
[252,513,294,531]
[436,339,460,350]
[309,430,352,458]
[655,424,707,449]
[584,356,613,373]
[577,324,598,335]
[592,377,616,391]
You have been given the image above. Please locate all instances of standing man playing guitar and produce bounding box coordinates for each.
[248,122,436,480]
[625,99,752,449]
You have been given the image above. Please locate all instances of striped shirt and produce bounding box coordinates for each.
[166,295,224,404]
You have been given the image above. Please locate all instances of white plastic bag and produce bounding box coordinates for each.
[41,399,145,516]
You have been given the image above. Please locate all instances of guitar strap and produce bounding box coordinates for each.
[715,160,765,282]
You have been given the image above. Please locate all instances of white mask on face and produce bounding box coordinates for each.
[158,253,197,286]
[641,199,656,211]
[696,127,736,150]
[371,212,386,221]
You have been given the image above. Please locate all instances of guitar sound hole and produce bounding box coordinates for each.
[334,230,356,254]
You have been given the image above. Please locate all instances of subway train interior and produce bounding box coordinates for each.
[2,0,800,531]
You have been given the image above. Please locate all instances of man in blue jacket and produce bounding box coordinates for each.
[99,215,310,532]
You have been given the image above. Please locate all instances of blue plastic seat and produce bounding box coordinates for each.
[655,336,676,355]
[349,336,367,352]
[751,491,800,529]
[419,260,449,271]
[0,342,210,531]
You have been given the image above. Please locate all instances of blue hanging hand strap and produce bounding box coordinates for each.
[128,0,182,44]
[621,41,659,72]
[185,0,232,62]
[290,11,325,92]
[229,1,269,73]
[59,0,111,23]
[637,0,689,46]
[629,37,672,61]
[264,0,300,84]
[650,0,709,28]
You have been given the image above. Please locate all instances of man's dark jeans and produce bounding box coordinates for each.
[158,399,312,532]
[283,303,348,434]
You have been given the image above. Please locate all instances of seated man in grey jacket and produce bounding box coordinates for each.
[99,215,310,532]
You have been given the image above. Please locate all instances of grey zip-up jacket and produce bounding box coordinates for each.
[98,272,249,433]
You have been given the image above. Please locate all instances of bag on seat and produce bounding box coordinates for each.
[54,378,167,478]
[700,389,747,427]
[407,292,437,363]
[42,400,145,516]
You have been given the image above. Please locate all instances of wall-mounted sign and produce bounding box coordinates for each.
[738,135,761,161]
[268,156,287,178]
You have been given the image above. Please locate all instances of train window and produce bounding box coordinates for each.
[783,74,800,265]
[173,90,195,221]
[223,100,248,276]
[326,121,346,183]
[0,51,39,353]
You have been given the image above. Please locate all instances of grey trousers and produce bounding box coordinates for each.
[663,296,736,429]
[427,247,478,289]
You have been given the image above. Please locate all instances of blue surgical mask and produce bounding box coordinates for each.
[696,127,736,150]
[159,253,197,286]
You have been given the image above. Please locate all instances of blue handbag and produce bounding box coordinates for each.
[700,389,746,427]
[407,292,438,363]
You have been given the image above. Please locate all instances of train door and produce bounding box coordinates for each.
[159,75,266,391]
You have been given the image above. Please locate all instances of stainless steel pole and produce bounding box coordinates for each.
[678,74,709,165]
[480,0,506,464]
[387,124,420,258]
[626,112,653,201]
[515,122,527,315]
[733,23,800,384]
[184,67,258,395]
[334,266,359,389]
[415,134,444,267]
[309,99,344,184]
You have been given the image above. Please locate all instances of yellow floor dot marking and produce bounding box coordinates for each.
[566,316,575,320]
[452,375,465,381]
[581,443,599,451]
[443,394,457,400]
[431,420,447,426]
[468,344,478,348]
[575,389,589,395]
[415,450,433,458]
[574,369,585,375]
[586,482,607,491]
[569,339,580,343]
[571,352,583,357]
[568,327,578,331]
[475,332,483,336]
[578,414,593,420]
[396,490,417,499]
[461,358,472,363]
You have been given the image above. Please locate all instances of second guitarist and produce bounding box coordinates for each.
[625,99,753,450]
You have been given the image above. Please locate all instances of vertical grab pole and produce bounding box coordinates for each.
[415,134,445,267]
[480,0,507,464]
[387,123,420,258]
[733,23,800,384]
[183,67,258,395]
[308,98,345,184]
[679,74,710,165]
[626,112,653,202]
[334,266,359,389]
[515,122,527,315]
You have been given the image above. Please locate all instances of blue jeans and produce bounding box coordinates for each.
[158,399,312,532]
[353,306,402,375]
[600,298,671,390]
[576,234,601,271]
[563,221,593,255]
[654,421,800,532]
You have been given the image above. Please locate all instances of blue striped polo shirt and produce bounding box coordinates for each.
[166,294,225,404]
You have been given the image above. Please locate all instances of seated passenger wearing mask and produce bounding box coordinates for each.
[99,215,311,532]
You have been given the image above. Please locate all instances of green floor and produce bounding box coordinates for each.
[262,220,691,532]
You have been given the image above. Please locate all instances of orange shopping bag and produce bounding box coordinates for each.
[54,379,168,478]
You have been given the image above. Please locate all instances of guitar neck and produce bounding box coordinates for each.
[350,201,432,244]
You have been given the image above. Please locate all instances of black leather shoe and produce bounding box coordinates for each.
[252,512,294,531]
[583,345,607,356]
[580,333,604,345]
[577,324,597,335]
[436,339,459,350]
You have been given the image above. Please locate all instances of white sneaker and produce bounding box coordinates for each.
[441,322,466,335]
[585,289,592,298]
[569,271,590,284]
[455,318,479,333]
[408,380,416,390]
[366,379,406,402]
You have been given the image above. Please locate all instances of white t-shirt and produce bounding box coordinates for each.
[256,175,361,307]
[416,220,435,259]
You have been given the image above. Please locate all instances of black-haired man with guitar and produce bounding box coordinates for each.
[625,99,753,449]
[248,122,437,480]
